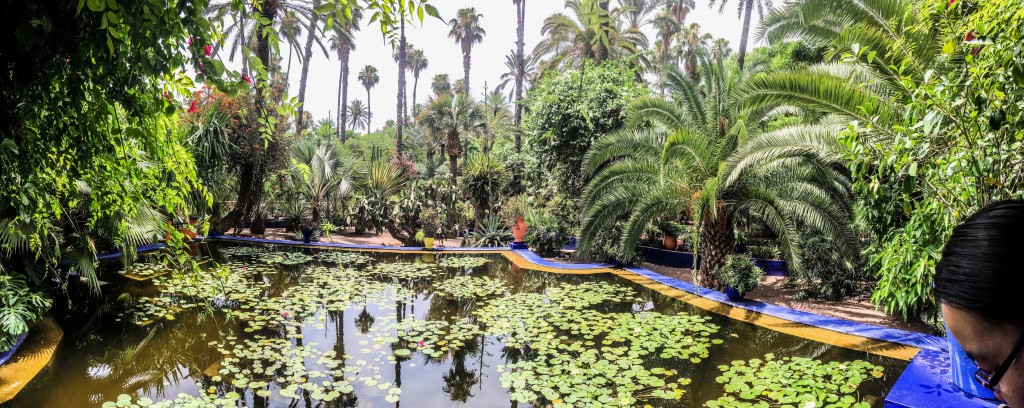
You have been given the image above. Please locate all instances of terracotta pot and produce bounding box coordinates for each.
[512,217,528,243]
[663,235,678,250]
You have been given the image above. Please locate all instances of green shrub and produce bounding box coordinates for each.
[418,208,442,238]
[525,209,571,257]
[800,235,863,301]
[499,195,530,225]
[0,273,52,351]
[461,154,509,223]
[465,215,513,247]
[720,255,763,294]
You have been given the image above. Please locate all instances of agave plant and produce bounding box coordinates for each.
[464,214,513,248]
[578,53,856,288]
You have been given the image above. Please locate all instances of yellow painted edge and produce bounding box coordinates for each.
[0,315,64,404]
[610,271,920,361]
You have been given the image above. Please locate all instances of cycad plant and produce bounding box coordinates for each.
[578,55,857,288]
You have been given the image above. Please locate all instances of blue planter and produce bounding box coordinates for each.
[946,324,999,400]
[725,287,745,301]
[510,242,528,250]
[0,331,29,366]
[301,228,314,243]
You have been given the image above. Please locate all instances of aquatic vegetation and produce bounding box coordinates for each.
[119,262,171,280]
[315,251,373,266]
[437,256,490,269]
[477,281,721,406]
[434,276,508,299]
[368,318,485,359]
[259,251,314,266]
[218,246,267,257]
[706,354,884,408]
[368,262,438,280]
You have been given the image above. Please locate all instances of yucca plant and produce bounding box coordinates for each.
[465,214,513,247]
[579,53,857,289]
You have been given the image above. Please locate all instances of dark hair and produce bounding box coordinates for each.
[935,200,1024,326]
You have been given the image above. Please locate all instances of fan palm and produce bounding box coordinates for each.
[707,0,774,69]
[347,99,370,131]
[431,73,453,97]
[329,7,362,141]
[477,90,513,154]
[579,58,856,288]
[407,48,429,122]
[287,141,360,230]
[417,94,485,186]
[448,8,486,96]
[358,65,380,132]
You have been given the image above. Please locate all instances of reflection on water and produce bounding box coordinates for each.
[2,243,907,407]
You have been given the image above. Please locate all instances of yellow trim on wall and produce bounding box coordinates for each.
[0,315,63,404]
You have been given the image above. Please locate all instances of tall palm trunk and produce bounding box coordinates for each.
[366,86,372,132]
[513,0,526,152]
[286,45,293,80]
[339,44,351,142]
[737,0,754,70]
[462,52,471,96]
[396,19,407,158]
[296,4,321,132]
[411,72,420,125]
[336,60,343,140]
[697,201,732,290]
[447,133,460,186]
[595,0,610,63]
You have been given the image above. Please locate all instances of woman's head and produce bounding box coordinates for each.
[936,200,1024,406]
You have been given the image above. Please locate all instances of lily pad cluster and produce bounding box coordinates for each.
[119,262,171,280]
[706,354,884,408]
[101,391,236,408]
[315,251,373,266]
[434,276,508,300]
[218,246,267,257]
[476,281,720,407]
[210,335,400,402]
[368,262,438,280]
[367,318,485,359]
[437,256,490,269]
[259,251,314,266]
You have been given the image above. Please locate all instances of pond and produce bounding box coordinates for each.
[3,242,907,408]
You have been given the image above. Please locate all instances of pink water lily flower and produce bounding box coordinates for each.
[282,312,290,318]
[417,341,425,347]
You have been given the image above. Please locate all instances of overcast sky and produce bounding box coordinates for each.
[278,0,749,131]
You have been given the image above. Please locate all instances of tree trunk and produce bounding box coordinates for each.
[296,4,321,132]
[462,52,471,96]
[737,0,754,70]
[286,45,293,80]
[411,73,419,125]
[396,19,407,158]
[336,55,343,140]
[340,44,351,142]
[448,132,460,186]
[514,0,525,153]
[595,0,610,63]
[366,86,372,132]
[696,201,733,290]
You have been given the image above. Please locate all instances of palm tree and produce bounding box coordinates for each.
[431,74,452,97]
[287,141,359,230]
[512,0,527,152]
[407,48,429,123]
[347,99,370,132]
[329,7,362,142]
[534,0,645,72]
[447,8,486,96]
[358,65,380,132]
[707,0,773,69]
[417,94,484,185]
[278,10,304,80]
[477,90,513,154]
[578,58,857,288]
[296,0,332,132]
[737,0,944,147]
[650,0,696,67]
[497,50,539,104]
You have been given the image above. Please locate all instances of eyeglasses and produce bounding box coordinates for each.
[974,335,1024,391]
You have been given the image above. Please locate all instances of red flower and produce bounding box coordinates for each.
[965,30,977,41]
[947,0,955,6]
[282,312,290,318]
[204,45,213,57]
[242,74,252,84]
[188,37,194,46]
[187,100,199,113]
